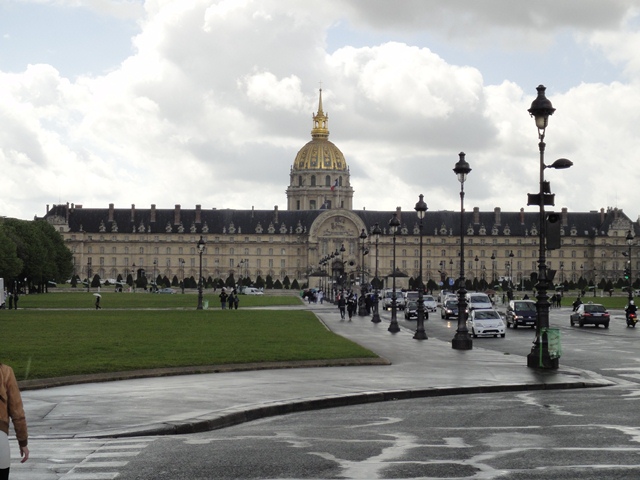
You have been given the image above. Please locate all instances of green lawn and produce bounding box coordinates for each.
[15,291,303,309]
[0,309,376,381]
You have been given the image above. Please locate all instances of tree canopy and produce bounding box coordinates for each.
[0,218,73,291]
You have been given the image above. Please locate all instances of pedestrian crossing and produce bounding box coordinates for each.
[10,437,154,480]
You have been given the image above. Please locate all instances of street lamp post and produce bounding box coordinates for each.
[452,152,473,350]
[491,253,496,286]
[152,260,157,292]
[339,244,346,292]
[414,194,428,340]
[388,213,401,333]
[179,259,185,293]
[371,223,382,323]
[196,236,206,310]
[525,85,573,370]
[593,268,597,298]
[131,263,136,292]
[474,255,479,291]
[627,230,634,304]
[508,250,514,293]
[449,259,453,282]
[358,228,369,316]
[87,260,91,292]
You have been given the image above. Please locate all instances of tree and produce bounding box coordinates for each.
[273,279,283,289]
[283,275,291,289]
[291,279,300,290]
[171,275,179,287]
[0,226,23,281]
[225,274,236,288]
[91,274,101,288]
[265,275,274,289]
[255,275,265,289]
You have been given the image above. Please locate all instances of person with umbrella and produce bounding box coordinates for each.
[94,293,102,310]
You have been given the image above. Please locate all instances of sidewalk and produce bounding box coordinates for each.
[21,304,613,440]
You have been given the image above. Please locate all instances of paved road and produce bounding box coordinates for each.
[10,302,630,479]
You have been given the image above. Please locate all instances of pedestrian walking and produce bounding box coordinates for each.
[0,363,29,478]
[12,294,18,310]
[233,294,239,310]
[337,294,346,320]
[94,295,101,310]
[347,293,357,321]
[219,290,228,309]
[227,293,235,310]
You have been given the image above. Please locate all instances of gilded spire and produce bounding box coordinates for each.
[311,88,329,139]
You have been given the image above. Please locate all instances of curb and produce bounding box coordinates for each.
[58,376,613,440]
[18,357,391,391]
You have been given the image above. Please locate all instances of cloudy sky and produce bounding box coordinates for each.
[2,0,640,222]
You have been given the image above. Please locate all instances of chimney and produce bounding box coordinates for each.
[195,204,201,224]
[520,208,525,224]
[150,204,156,223]
[131,204,135,223]
[46,204,49,213]
[109,203,114,223]
[473,207,480,224]
[174,204,181,225]
[494,207,501,225]
[600,208,605,223]
[561,207,568,226]
[274,205,279,224]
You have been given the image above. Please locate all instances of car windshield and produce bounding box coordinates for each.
[474,310,500,319]
[585,304,606,313]
[408,301,418,308]
[445,301,458,308]
[424,296,435,302]
[514,302,536,312]
[470,296,490,304]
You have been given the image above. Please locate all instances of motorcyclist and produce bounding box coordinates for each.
[625,300,637,321]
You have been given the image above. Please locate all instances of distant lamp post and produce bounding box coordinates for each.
[358,228,369,316]
[87,260,92,292]
[474,255,479,291]
[593,268,597,298]
[132,263,136,292]
[179,258,185,293]
[339,243,346,291]
[152,260,157,292]
[449,259,453,282]
[525,84,573,369]
[452,152,472,350]
[414,194,428,340]
[196,236,206,309]
[388,212,401,333]
[508,250,514,292]
[371,223,382,323]
[491,253,496,286]
[627,230,634,303]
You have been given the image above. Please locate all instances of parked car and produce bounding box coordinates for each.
[467,309,506,338]
[570,303,610,328]
[423,295,437,312]
[506,300,537,329]
[157,288,176,294]
[440,299,459,319]
[244,287,264,295]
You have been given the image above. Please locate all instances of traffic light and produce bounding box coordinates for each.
[624,267,630,280]
[546,212,561,250]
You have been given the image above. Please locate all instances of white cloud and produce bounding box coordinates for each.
[2,1,640,222]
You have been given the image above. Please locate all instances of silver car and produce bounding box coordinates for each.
[467,309,506,338]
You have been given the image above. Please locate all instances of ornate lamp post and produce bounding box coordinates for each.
[87,259,91,292]
[152,259,157,292]
[491,253,496,286]
[452,152,473,350]
[449,259,453,282]
[339,244,346,291]
[474,255,479,291]
[131,263,136,292]
[525,85,573,369]
[508,250,514,292]
[388,212,401,333]
[196,236,206,310]
[627,230,634,304]
[371,223,382,323]
[593,268,597,298]
[414,194,428,340]
[358,228,369,316]
[179,258,185,293]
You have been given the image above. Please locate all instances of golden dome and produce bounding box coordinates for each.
[292,89,348,172]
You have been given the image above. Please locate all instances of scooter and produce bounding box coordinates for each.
[627,312,637,328]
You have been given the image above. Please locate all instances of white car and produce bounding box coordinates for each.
[423,295,437,312]
[244,287,264,295]
[467,309,506,338]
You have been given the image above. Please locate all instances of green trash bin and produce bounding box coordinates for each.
[541,327,561,365]
[203,300,209,310]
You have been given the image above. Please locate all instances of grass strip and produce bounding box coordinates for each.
[0,309,376,380]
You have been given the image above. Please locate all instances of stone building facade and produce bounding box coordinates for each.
[42,91,639,290]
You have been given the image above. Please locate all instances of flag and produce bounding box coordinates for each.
[330,179,338,191]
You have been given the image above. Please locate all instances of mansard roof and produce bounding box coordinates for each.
[43,204,636,239]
